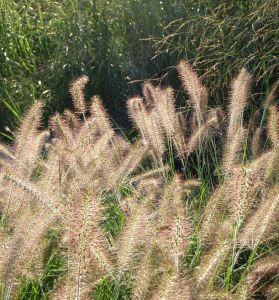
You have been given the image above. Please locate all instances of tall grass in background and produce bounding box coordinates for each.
[153,0,279,107]
[1,0,278,140]
[0,0,184,138]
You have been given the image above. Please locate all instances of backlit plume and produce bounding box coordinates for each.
[0,61,278,299]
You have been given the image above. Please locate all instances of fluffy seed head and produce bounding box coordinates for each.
[70,75,89,114]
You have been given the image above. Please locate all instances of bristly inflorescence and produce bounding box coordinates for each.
[0,60,278,299]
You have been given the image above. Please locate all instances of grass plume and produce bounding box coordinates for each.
[0,62,278,299]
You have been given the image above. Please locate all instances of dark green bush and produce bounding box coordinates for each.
[0,0,184,137]
[1,0,278,139]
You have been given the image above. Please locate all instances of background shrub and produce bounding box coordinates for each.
[0,0,184,137]
[1,0,278,138]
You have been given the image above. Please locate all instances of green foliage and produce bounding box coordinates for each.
[0,0,184,136]
[154,0,279,106]
[16,251,65,300]
[101,192,126,238]
[14,230,66,300]
[91,277,130,300]
[1,0,278,140]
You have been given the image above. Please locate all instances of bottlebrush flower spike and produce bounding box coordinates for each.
[90,95,113,135]
[227,68,252,142]
[263,80,279,108]
[251,127,263,158]
[153,85,187,158]
[0,143,14,164]
[238,186,279,247]
[117,202,151,274]
[127,97,165,161]
[245,255,279,299]
[195,241,231,289]
[64,109,81,130]
[187,113,219,155]
[14,101,43,170]
[50,112,74,147]
[151,273,192,300]
[69,75,89,114]
[178,60,208,127]
[267,105,279,147]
